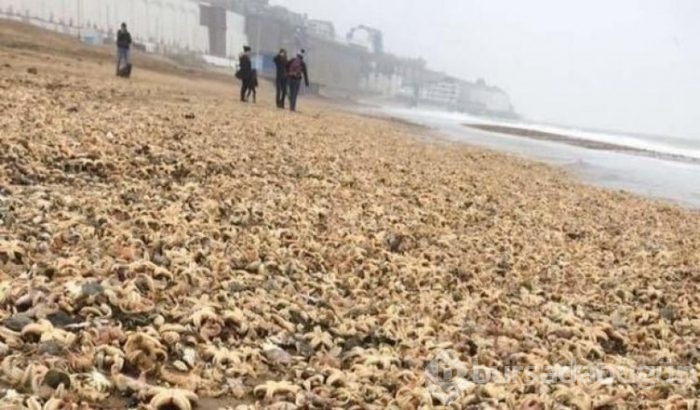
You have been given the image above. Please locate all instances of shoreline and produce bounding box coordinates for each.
[464,123,700,165]
[351,103,700,209]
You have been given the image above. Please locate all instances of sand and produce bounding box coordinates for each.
[2,19,700,409]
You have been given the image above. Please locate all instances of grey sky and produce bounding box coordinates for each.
[271,0,700,139]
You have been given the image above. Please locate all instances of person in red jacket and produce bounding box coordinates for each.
[286,49,309,112]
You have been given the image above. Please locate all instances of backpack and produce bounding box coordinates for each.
[288,58,303,78]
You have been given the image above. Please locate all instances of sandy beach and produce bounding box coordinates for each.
[2,20,700,409]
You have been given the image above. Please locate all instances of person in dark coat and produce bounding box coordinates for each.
[286,49,309,112]
[116,23,132,75]
[237,46,253,102]
[273,49,288,108]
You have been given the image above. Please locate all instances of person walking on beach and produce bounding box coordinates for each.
[116,23,132,75]
[286,49,309,112]
[237,46,253,102]
[273,49,288,108]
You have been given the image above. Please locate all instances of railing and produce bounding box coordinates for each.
[0,10,83,37]
[0,10,197,56]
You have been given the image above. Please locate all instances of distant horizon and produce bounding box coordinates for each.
[390,103,699,145]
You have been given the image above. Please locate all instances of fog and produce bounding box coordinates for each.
[272,0,700,139]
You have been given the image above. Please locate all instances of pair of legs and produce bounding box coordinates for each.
[288,77,301,111]
[240,79,252,102]
[275,77,287,108]
[116,47,129,74]
[246,87,257,103]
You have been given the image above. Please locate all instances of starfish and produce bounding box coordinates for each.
[325,369,351,387]
[585,325,610,343]
[221,308,249,334]
[362,352,400,369]
[0,239,25,264]
[72,370,112,402]
[21,320,76,346]
[1,354,28,386]
[27,396,76,410]
[301,374,324,390]
[188,306,220,328]
[304,326,334,350]
[123,332,167,375]
[253,380,301,400]
[202,345,242,367]
[148,388,198,410]
[0,325,22,349]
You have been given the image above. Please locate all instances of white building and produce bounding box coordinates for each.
[0,0,247,57]
[420,79,459,106]
[224,9,247,58]
[361,72,402,96]
[468,84,512,113]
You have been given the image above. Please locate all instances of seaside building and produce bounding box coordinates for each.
[306,19,335,40]
[459,79,514,116]
[420,78,460,107]
[346,25,383,54]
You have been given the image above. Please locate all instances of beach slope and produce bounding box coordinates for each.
[1,20,700,408]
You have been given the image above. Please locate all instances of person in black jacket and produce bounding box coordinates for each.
[116,23,132,75]
[238,46,253,102]
[273,49,288,108]
[286,50,309,112]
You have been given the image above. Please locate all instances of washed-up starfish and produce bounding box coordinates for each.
[253,380,301,400]
[304,326,334,350]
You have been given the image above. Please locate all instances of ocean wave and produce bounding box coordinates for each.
[378,107,700,161]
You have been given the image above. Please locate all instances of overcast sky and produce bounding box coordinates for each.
[271,0,699,139]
